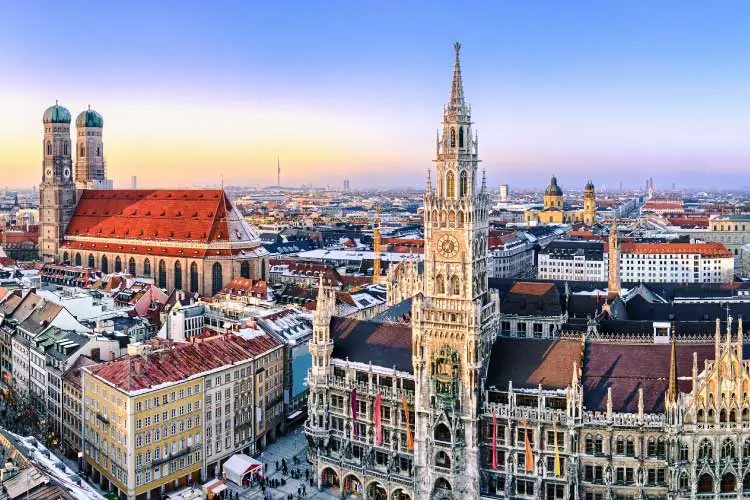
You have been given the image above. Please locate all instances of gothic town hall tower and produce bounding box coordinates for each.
[411,42,498,500]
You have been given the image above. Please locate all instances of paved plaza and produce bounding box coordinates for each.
[224,426,344,500]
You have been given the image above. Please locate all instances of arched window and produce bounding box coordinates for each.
[96,146,100,157]
[679,472,690,491]
[446,172,455,198]
[721,473,736,493]
[261,259,266,281]
[143,258,151,277]
[435,274,445,295]
[594,435,604,454]
[585,435,594,454]
[114,256,122,273]
[75,253,81,266]
[458,127,464,148]
[128,257,136,276]
[80,145,85,157]
[699,439,713,460]
[158,260,167,289]
[88,254,95,269]
[720,409,727,422]
[722,438,736,460]
[101,255,108,274]
[240,261,250,279]
[448,211,455,227]
[432,210,439,227]
[697,474,714,494]
[459,171,468,197]
[457,211,464,228]
[46,142,51,156]
[212,263,223,295]
[434,423,451,443]
[190,262,199,293]
[744,439,750,459]
[63,142,68,155]
[450,128,456,148]
[679,442,689,461]
[174,261,183,290]
[62,252,69,263]
[730,409,737,422]
[435,450,451,469]
[450,275,461,295]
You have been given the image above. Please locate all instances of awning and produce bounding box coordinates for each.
[286,410,304,420]
[211,484,227,494]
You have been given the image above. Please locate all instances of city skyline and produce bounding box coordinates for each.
[2,1,750,189]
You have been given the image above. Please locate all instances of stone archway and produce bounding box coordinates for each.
[391,489,412,500]
[721,473,736,493]
[343,473,363,498]
[697,473,714,494]
[432,477,453,500]
[366,480,387,500]
[319,466,340,494]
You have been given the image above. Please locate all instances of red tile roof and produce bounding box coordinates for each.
[64,189,259,245]
[620,242,732,257]
[86,335,281,393]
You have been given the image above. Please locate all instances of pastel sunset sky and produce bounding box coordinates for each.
[1,1,750,190]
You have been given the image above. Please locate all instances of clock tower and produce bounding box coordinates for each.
[412,43,497,500]
[39,102,77,263]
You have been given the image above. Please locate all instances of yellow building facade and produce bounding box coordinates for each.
[81,335,283,500]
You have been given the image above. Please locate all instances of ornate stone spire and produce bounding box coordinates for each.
[449,41,465,112]
[666,336,678,405]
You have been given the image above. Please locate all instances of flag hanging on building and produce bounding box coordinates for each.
[492,411,497,470]
[374,393,382,445]
[524,426,534,473]
[553,420,561,477]
[351,388,358,438]
[402,394,413,450]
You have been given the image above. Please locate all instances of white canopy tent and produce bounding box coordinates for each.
[222,454,262,487]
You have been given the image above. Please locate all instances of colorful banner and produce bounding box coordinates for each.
[553,420,561,477]
[402,394,413,450]
[352,388,358,438]
[492,411,497,470]
[524,427,534,473]
[374,393,382,445]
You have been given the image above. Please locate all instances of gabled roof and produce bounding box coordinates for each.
[582,342,716,413]
[499,282,562,317]
[86,335,281,393]
[64,189,261,246]
[486,338,580,390]
[331,317,413,373]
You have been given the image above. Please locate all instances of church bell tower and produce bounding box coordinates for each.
[39,103,77,263]
[411,43,497,500]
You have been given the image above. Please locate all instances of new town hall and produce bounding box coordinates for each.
[305,44,750,500]
[38,105,268,296]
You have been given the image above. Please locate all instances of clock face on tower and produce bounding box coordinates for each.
[437,234,459,258]
[45,168,53,179]
[63,167,71,179]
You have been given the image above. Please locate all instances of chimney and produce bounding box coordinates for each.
[109,351,114,362]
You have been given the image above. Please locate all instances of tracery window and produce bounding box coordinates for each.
[432,345,460,399]
[722,438,735,460]
[446,171,455,198]
[459,171,468,197]
[699,439,713,460]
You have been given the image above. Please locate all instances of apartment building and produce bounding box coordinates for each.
[81,334,283,500]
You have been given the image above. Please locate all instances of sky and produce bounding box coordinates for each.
[1,1,750,190]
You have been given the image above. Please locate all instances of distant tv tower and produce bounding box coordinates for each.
[276,156,281,187]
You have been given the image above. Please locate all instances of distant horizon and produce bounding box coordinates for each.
[2,2,750,189]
